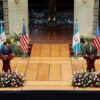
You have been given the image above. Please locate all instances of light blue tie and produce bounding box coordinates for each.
[90,46,92,53]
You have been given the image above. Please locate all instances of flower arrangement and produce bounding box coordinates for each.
[0,71,24,87]
[6,33,23,57]
[7,33,21,44]
[72,71,100,87]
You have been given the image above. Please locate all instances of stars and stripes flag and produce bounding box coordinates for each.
[72,19,80,55]
[0,20,6,49]
[20,22,28,53]
[93,23,100,51]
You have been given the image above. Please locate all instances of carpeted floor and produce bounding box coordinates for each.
[0,90,100,100]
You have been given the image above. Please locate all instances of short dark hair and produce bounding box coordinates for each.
[4,41,8,45]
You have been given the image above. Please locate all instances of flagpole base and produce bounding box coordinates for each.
[22,52,28,59]
[74,54,78,59]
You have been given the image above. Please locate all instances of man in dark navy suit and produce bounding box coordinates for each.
[1,42,12,55]
[0,42,13,73]
[85,39,97,72]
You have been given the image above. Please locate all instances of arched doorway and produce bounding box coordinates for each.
[0,0,3,20]
[28,0,74,44]
[99,0,100,26]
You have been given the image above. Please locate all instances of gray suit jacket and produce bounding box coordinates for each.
[85,45,97,56]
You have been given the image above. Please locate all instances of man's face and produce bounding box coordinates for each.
[5,43,8,47]
[90,42,93,46]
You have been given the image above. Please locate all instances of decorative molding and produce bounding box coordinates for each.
[82,0,87,4]
[95,0,98,2]
[93,0,99,34]
[3,0,9,34]
[14,0,20,5]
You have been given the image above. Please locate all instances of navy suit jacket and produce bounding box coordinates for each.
[1,46,12,55]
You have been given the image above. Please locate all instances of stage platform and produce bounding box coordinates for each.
[0,44,100,91]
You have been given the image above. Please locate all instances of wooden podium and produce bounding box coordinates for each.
[84,56,99,59]
[84,56,99,72]
[0,55,14,73]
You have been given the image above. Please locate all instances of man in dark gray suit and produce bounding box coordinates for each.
[85,40,97,72]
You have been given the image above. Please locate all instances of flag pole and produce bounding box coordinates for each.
[0,20,2,34]
[74,47,78,59]
[20,18,28,59]
[23,51,26,59]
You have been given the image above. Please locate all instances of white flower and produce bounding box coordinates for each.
[78,79,81,82]
[97,79,100,81]
[21,73,23,76]
[78,83,81,86]
[83,84,86,87]
[91,85,93,87]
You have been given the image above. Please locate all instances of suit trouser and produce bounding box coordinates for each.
[2,60,11,73]
[86,59,95,72]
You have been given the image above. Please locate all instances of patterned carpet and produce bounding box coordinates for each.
[29,25,73,44]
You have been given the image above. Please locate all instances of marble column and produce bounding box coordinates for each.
[4,0,29,35]
[74,0,99,36]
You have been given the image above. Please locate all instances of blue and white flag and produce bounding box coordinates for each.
[0,21,6,49]
[95,23,100,36]
[93,23,100,51]
[72,19,80,55]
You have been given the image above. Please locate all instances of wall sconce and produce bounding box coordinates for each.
[53,17,56,21]
[14,0,20,5]
[48,17,51,21]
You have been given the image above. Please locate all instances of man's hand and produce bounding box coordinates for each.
[2,55,8,60]
[11,54,15,56]
[90,56,94,59]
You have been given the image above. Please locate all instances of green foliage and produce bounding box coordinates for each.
[80,35,88,42]
[7,33,23,57]
[79,35,93,56]
[11,44,23,57]
[12,33,21,42]
[79,43,86,56]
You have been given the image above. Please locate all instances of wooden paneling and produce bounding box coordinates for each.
[51,44,61,57]
[40,44,51,57]
[49,64,61,81]
[31,44,41,57]
[37,64,50,81]
[61,44,70,57]
[25,64,38,81]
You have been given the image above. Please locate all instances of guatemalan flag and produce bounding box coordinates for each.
[72,19,80,55]
[0,21,6,49]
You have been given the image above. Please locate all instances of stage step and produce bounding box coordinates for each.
[30,44,70,57]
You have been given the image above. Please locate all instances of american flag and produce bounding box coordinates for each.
[20,22,28,53]
[93,23,100,51]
